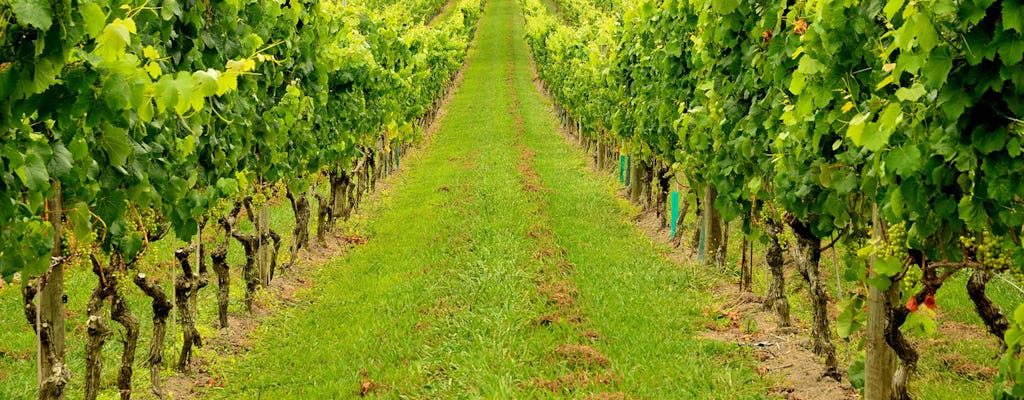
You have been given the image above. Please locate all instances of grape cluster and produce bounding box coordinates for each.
[59,223,96,265]
[902,260,923,294]
[960,231,1014,271]
[252,192,269,211]
[209,198,233,220]
[885,222,908,259]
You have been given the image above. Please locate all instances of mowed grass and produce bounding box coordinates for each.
[208,0,769,398]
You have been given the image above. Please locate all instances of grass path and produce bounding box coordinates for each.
[210,0,767,397]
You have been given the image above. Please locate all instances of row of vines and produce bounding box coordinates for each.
[0,0,483,398]
[521,0,1024,398]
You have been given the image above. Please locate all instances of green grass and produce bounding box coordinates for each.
[207,0,769,397]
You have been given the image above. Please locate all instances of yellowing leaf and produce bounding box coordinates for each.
[226,58,256,73]
[789,70,806,95]
[876,75,893,91]
[143,45,160,59]
[216,71,238,95]
[847,112,869,146]
[883,0,905,20]
[797,56,826,75]
[145,61,162,78]
[192,69,219,97]
[842,101,855,113]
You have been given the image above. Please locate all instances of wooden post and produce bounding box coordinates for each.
[38,181,69,399]
[865,203,896,399]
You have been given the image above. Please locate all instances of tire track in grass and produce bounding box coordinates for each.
[504,8,624,398]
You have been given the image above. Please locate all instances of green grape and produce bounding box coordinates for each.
[59,226,73,259]
[960,230,1015,271]
[885,222,908,260]
[252,192,269,210]
[902,263,923,294]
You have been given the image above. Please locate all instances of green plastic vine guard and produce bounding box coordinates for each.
[624,156,631,185]
[671,191,679,238]
[619,155,626,183]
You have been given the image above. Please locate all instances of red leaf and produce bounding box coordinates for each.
[905,296,919,312]
[924,295,937,310]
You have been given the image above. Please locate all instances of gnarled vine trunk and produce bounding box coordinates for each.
[763,218,792,328]
[703,187,724,266]
[654,164,671,230]
[640,161,653,210]
[232,230,261,313]
[266,230,282,283]
[133,273,172,399]
[368,146,379,192]
[315,187,330,246]
[83,281,110,400]
[691,194,702,250]
[967,269,1009,350]
[886,289,925,400]
[213,203,239,328]
[85,253,131,400]
[174,246,204,371]
[786,216,840,380]
[629,157,643,204]
[327,170,351,227]
[110,289,139,400]
[210,243,230,328]
[740,235,751,292]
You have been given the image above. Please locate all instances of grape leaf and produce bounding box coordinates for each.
[103,75,132,111]
[1005,1,1024,34]
[861,103,902,151]
[875,255,902,277]
[797,56,825,75]
[912,14,939,53]
[17,144,51,192]
[11,0,53,31]
[883,0,905,21]
[68,202,93,241]
[837,298,864,339]
[886,144,922,175]
[998,38,1024,66]
[848,353,866,390]
[895,83,926,102]
[48,141,74,179]
[958,195,987,229]
[79,1,106,39]
[789,70,806,95]
[98,126,132,167]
